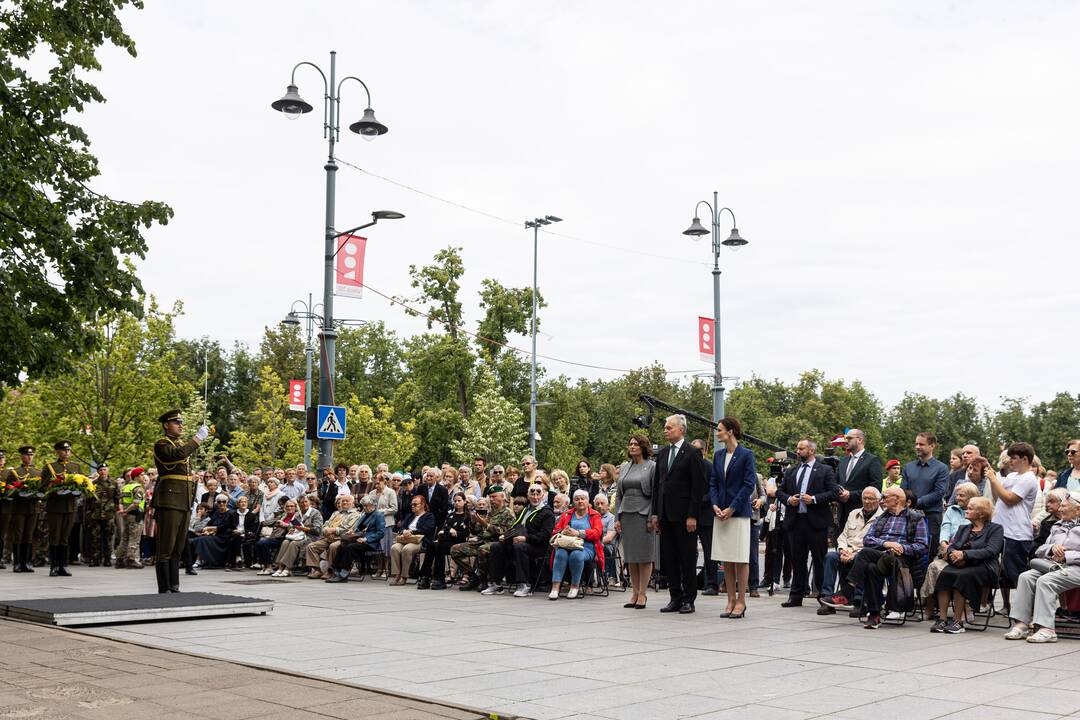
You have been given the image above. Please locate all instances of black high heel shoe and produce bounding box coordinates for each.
[623,601,638,608]
[729,604,747,619]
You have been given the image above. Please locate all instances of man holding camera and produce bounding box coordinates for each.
[454,492,515,591]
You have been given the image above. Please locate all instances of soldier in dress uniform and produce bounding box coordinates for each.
[83,463,118,566]
[152,409,207,593]
[5,446,41,573]
[40,440,81,577]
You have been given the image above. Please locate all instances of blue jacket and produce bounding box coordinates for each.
[901,458,948,515]
[709,444,757,518]
[1056,468,1075,489]
[351,510,386,546]
[398,511,437,550]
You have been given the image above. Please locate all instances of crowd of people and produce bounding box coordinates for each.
[3,422,1079,644]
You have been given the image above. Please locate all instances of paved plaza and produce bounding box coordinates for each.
[2,567,1078,720]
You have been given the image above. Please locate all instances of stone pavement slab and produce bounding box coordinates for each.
[1,566,1075,719]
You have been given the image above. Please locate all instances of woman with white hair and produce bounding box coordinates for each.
[548,489,604,600]
[1006,489,1080,643]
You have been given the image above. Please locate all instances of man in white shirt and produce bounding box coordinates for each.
[988,442,1040,612]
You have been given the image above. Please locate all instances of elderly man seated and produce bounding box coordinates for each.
[823,485,928,629]
[1005,489,1080,643]
[304,493,360,579]
[594,493,619,585]
[482,484,556,597]
[454,491,515,591]
[818,486,883,615]
[327,495,385,583]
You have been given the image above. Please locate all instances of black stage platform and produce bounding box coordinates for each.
[0,592,274,626]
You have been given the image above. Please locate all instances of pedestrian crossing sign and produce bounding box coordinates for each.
[316,405,347,440]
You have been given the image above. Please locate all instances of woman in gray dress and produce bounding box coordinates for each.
[616,434,656,609]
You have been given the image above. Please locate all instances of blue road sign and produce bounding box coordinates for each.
[316,405,347,440]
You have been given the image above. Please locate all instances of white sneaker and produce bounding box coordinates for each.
[1004,623,1032,640]
[513,584,532,597]
[480,584,501,596]
[256,568,272,576]
[1026,628,1058,643]
[251,563,262,570]
[567,587,579,599]
[548,589,559,600]
[885,611,904,621]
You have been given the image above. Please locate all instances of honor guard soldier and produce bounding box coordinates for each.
[40,440,81,577]
[5,446,41,573]
[153,409,207,593]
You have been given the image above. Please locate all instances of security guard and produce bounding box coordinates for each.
[5,446,41,573]
[40,440,81,577]
[118,469,146,569]
[152,409,207,593]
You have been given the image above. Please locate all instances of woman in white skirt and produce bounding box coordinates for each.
[709,416,757,619]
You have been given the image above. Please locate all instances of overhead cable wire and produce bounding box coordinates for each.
[335,157,709,268]
[355,279,705,376]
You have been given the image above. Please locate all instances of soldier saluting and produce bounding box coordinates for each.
[40,440,80,577]
[5,446,41,573]
[152,410,208,593]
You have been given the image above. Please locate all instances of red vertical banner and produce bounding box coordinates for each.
[698,316,714,362]
[335,234,366,298]
[288,380,305,412]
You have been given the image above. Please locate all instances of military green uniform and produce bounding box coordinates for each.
[5,461,42,573]
[40,446,81,576]
[450,503,516,587]
[84,472,119,566]
[119,481,146,566]
[152,409,202,593]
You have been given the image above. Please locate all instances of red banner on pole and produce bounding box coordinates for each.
[288,380,305,412]
[335,234,366,298]
[698,316,714,362]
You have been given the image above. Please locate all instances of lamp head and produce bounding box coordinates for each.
[271,85,314,118]
[721,227,748,250]
[683,217,709,237]
[544,215,562,223]
[349,107,388,140]
[282,312,301,327]
[372,210,405,220]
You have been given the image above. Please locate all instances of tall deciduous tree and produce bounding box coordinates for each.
[0,0,172,385]
[226,366,304,468]
[335,322,403,407]
[450,370,527,465]
[335,395,417,471]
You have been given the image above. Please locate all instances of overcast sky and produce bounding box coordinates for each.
[75,1,1078,410]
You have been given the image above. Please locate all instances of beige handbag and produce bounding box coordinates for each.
[552,533,585,551]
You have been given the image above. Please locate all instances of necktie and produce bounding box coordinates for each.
[668,445,677,471]
[798,464,810,513]
[847,455,858,481]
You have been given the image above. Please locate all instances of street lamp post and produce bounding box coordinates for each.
[283,293,320,470]
[271,50,390,471]
[682,192,747,425]
[524,214,562,457]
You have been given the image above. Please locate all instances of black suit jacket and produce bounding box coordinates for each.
[651,442,707,522]
[838,452,883,496]
[776,461,838,530]
[416,483,450,526]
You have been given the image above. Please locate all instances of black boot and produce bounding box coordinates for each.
[12,543,23,573]
[22,544,35,572]
[168,558,181,592]
[0,540,5,570]
[155,561,169,593]
[49,545,59,576]
[459,572,480,591]
[56,546,72,576]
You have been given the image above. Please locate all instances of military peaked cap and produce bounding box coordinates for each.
[159,409,183,423]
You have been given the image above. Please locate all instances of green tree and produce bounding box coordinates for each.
[1030,393,1080,464]
[258,324,306,396]
[34,301,191,469]
[450,370,527,465]
[0,0,172,385]
[335,322,403,407]
[180,389,220,472]
[226,366,304,468]
[335,395,417,471]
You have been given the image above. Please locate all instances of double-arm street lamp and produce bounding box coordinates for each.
[271,50,401,471]
[682,192,748,425]
[524,215,562,457]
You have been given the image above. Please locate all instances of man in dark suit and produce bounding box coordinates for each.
[777,438,838,607]
[835,429,882,539]
[650,415,707,614]
[691,439,721,596]
[415,468,449,527]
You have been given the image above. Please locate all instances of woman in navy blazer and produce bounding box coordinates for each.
[709,416,757,618]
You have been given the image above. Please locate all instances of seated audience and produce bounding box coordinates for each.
[823,486,928,629]
[593,493,619,585]
[327,494,386,583]
[1006,490,1080,643]
[231,495,261,567]
[389,495,435,585]
[453,491,515,591]
[304,493,360,580]
[931,496,1003,633]
[255,498,301,575]
[271,494,323,576]
[818,486,883,615]
[483,483,556,597]
[551,493,570,516]
[920,480,979,618]
[425,492,471,590]
[548,489,604,600]
[190,494,239,568]
[184,503,211,575]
